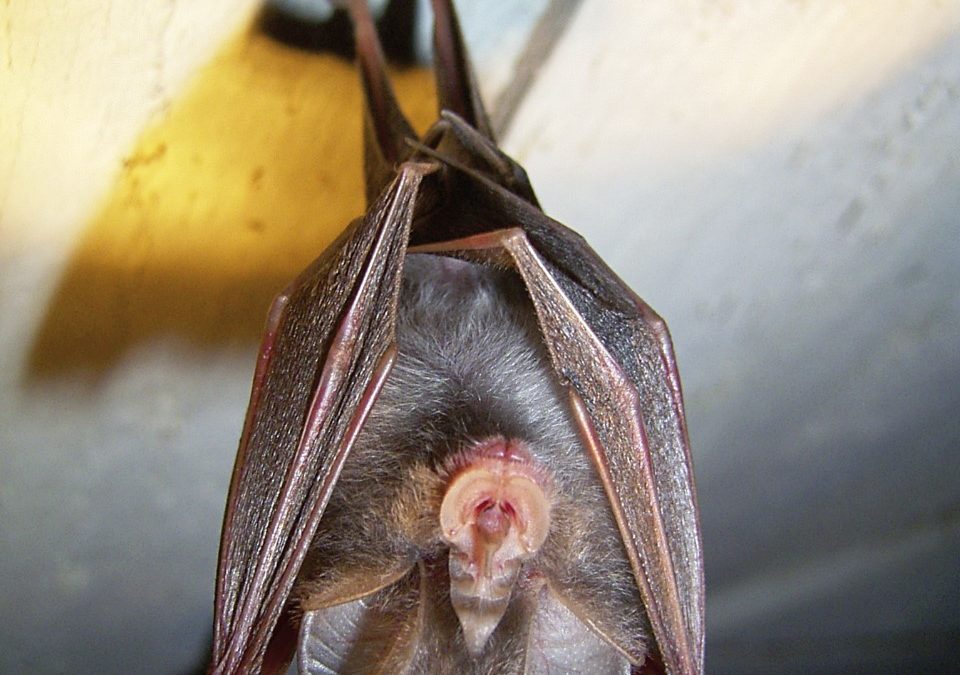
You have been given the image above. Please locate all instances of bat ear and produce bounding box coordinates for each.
[429,0,496,142]
[343,0,419,204]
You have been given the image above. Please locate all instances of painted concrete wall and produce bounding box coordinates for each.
[1,1,958,673]
[1,4,264,672]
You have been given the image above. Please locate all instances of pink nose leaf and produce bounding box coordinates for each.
[439,438,552,655]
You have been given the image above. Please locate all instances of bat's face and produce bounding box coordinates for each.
[293,255,652,672]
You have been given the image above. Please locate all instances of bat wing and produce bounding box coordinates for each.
[210,163,433,674]
[409,177,704,674]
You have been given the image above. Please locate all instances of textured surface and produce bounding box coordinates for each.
[2,0,959,673]
[1,4,265,673]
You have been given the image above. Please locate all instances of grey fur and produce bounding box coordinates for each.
[295,255,651,672]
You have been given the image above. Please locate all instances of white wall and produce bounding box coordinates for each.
[1,2,260,672]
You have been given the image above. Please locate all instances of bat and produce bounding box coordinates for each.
[208,0,704,673]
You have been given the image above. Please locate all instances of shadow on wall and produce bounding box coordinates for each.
[26,7,437,382]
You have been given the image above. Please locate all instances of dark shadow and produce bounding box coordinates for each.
[26,10,436,383]
[260,0,421,64]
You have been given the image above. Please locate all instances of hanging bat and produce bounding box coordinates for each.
[209,0,704,672]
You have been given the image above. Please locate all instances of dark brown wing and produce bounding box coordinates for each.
[211,4,432,670]
[210,163,432,674]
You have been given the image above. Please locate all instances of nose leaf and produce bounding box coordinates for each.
[439,439,552,655]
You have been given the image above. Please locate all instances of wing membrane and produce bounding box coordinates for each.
[211,165,430,673]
